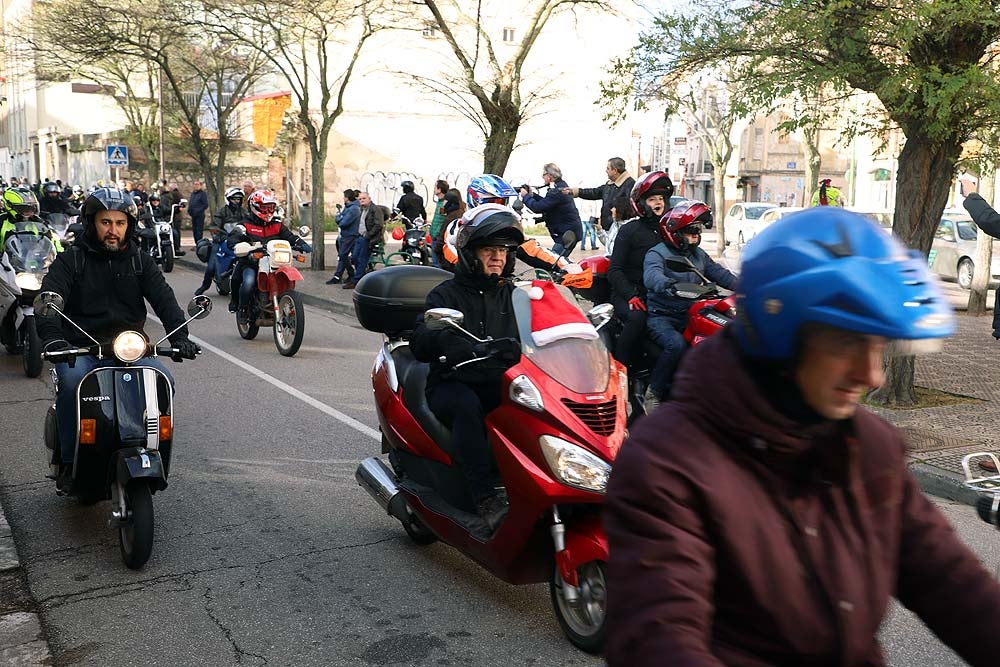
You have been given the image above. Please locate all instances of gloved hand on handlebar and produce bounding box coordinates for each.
[293,239,312,253]
[43,339,72,354]
[628,297,647,312]
[474,337,521,363]
[436,329,477,366]
[171,338,201,361]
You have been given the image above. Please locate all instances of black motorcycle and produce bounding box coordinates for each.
[395,212,432,265]
[36,291,210,569]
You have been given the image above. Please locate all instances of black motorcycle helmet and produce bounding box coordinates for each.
[42,182,61,198]
[81,187,139,245]
[455,204,525,276]
[401,180,415,194]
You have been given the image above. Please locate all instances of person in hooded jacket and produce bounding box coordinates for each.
[409,205,523,532]
[643,201,737,401]
[37,187,200,488]
[605,207,1000,667]
[607,170,674,366]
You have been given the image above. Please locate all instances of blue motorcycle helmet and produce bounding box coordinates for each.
[732,207,955,361]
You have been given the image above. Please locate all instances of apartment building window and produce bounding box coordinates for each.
[422,22,439,38]
[503,27,516,43]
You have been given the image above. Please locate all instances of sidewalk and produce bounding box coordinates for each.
[174,231,1000,506]
[0,505,52,664]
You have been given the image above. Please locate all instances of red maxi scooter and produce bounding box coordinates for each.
[352,265,626,653]
[662,256,738,345]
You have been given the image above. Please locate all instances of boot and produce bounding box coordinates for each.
[476,492,509,533]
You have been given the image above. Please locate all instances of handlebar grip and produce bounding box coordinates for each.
[41,347,89,361]
[976,495,1000,528]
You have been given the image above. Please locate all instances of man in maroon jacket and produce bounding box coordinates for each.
[606,207,1000,666]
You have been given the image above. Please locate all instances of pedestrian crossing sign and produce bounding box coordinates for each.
[106,145,129,167]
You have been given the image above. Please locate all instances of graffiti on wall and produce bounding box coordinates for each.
[359,171,429,208]
[437,171,472,201]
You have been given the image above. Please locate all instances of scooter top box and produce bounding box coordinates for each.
[353,265,452,337]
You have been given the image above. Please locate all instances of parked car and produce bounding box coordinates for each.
[846,207,894,233]
[930,215,1000,289]
[724,202,778,248]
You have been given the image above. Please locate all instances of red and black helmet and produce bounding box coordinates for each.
[629,171,674,217]
[658,200,712,250]
[247,189,278,223]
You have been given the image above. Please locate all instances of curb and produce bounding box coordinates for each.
[0,503,54,666]
[910,463,982,506]
[173,255,358,319]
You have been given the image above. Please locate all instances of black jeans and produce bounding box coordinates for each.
[428,380,502,505]
[611,295,648,367]
[191,212,205,244]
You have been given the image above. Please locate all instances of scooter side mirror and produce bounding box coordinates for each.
[33,291,65,316]
[298,226,311,238]
[425,308,464,331]
[586,303,614,331]
[187,295,212,319]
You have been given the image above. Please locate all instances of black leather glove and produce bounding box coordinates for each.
[43,339,71,354]
[171,338,201,361]
[437,329,476,366]
[474,337,521,363]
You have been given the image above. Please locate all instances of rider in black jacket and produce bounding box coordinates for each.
[410,205,523,532]
[607,171,674,366]
[37,188,200,482]
[396,180,427,222]
[39,182,81,217]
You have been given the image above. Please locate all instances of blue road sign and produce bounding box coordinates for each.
[106,145,129,167]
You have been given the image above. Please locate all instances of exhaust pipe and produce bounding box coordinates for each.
[355,457,409,522]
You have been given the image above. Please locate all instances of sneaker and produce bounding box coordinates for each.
[194,286,207,296]
[325,276,341,285]
[476,492,509,533]
[342,281,357,290]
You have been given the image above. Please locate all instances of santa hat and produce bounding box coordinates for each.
[527,280,599,347]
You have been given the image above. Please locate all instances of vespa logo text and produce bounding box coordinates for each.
[81,396,111,402]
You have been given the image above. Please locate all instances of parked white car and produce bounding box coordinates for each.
[724,202,779,248]
[930,215,1000,289]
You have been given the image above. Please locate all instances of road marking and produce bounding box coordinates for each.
[147,315,380,442]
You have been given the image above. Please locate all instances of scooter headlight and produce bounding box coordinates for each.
[15,272,42,291]
[539,435,610,493]
[113,330,148,363]
[271,249,292,265]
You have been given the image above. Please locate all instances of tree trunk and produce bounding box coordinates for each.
[711,170,726,258]
[309,138,328,272]
[968,170,995,314]
[868,131,961,407]
[802,128,821,207]
[483,123,518,176]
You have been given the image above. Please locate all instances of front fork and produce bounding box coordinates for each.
[551,507,580,600]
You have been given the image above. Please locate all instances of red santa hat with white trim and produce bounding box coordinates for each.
[527,280,599,347]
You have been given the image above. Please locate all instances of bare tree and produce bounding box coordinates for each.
[418,0,615,175]
[204,0,382,270]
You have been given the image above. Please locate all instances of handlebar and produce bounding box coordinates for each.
[42,345,192,362]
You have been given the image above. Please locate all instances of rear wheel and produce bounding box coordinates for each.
[216,275,231,296]
[550,560,607,654]
[162,246,174,273]
[958,258,974,290]
[273,290,305,356]
[119,481,154,569]
[22,316,42,378]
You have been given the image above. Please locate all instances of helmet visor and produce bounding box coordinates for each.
[257,202,276,217]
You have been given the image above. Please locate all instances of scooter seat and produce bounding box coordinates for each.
[392,346,456,458]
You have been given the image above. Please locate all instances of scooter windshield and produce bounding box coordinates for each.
[46,213,70,236]
[3,231,57,274]
[512,284,610,394]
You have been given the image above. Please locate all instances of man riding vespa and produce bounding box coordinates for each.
[36,187,201,489]
[410,205,524,532]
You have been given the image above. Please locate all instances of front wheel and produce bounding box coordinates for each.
[550,560,607,654]
[119,481,154,569]
[273,290,305,357]
[22,316,42,378]
[162,245,174,273]
[958,258,974,290]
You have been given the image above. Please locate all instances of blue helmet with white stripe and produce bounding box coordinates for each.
[466,174,517,209]
[732,207,955,360]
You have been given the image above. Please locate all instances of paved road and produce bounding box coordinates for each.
[0,263,997,666]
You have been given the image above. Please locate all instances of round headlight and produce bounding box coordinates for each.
[14,272,42,291]
[113,331,147,363]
